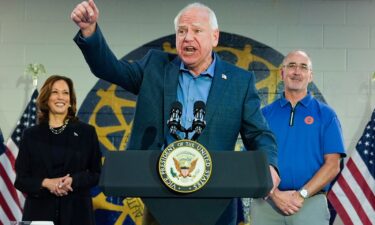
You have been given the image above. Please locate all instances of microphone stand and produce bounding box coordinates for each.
[168,101,206,141]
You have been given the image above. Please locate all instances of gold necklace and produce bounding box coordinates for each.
[49,119,69,135]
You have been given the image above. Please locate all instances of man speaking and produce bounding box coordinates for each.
[71,1,280,224]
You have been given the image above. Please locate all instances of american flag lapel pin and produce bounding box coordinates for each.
[221,74,227,80]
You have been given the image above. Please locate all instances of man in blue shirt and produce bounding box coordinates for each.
[71,1,280,225]
[251,50,346,225]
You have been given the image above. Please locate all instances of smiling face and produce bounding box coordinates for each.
[281,51,313,94]
[48,79,71,118]
[175,7,219,75]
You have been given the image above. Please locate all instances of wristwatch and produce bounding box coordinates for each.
[299,188,309,199]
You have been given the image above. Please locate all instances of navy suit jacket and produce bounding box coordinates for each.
[74,26,277,225]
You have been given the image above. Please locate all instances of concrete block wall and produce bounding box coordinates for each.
[1,1,374,224]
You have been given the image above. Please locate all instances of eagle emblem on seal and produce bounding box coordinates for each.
[173,157,198,178]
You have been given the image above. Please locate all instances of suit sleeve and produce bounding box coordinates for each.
[71,125,102,190]
[14,129,46,196]
[240,73,278,169]
[73,25,145,95]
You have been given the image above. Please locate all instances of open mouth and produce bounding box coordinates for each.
[184,46,196,54]
[290,76,302,82]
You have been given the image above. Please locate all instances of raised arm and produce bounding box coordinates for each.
[71,0,99,37]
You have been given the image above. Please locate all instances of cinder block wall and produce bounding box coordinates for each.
[2,1,374,224]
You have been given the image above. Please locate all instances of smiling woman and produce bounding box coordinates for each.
[14,75,102,225]
[36,76,78,126]
[47,80,71,119]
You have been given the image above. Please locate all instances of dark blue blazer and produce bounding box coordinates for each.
[74,26,277,225]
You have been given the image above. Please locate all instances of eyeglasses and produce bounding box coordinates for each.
[283,63,311,72]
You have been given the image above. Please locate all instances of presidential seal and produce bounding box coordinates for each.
[158,140,212,193]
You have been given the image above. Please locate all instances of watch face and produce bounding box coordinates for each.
[300,189,308,198]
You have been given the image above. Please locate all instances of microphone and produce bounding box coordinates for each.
[167,101,183,140]
[191,101,206,141]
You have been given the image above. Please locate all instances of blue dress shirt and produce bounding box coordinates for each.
[165,54,216,144]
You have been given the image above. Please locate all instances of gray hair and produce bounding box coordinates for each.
[283,50,313,70]
[173,2,218,31]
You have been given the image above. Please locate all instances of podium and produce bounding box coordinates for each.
[99,150,272,225]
